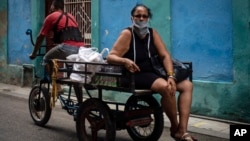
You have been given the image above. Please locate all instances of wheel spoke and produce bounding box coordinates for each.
[29,86,51,126]
[125,95,164,141]
[76,98,116,141]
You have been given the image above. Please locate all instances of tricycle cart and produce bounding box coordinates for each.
[26,28,192,141]
[28,59,173,141]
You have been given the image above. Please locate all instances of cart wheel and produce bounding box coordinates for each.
[76,98,116,141]
[28,85,52,126]
[125,95,164,141]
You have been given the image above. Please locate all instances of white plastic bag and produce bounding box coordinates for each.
[75,47,105,72]
[66,47,109,83]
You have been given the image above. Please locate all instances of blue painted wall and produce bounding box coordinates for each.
[8,0,32,65]
[0,0,7,67]
[99,0,141,51]
[171,0,233,82]
[0,0,249,123]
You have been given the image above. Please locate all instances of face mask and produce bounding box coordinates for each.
[132,20,149,37]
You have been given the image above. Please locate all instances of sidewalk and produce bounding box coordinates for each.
[0,82,230,139]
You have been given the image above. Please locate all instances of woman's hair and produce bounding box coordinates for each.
[52,0,64,10]
[130,4,152,18]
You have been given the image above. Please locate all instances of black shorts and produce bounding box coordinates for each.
[121,72,161,89]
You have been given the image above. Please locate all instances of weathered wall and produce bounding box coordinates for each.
[97,0,171,51]
[30,1,46,79]
[98,0,142,50]
[0,0,7,82]
[171,0,233,82]
[0,0,249,123]
[0,0,45,85]
[8,0,32,65]
[0,0,21,85]
[175,0,250,123]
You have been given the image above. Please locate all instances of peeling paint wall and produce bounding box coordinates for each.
[171,0,233,82]
[8,0,32,65]
[182,0,250,123]
[99,0,142,50]
[0,0,8,83]
[0,0,44,85]
[0,0,249,123]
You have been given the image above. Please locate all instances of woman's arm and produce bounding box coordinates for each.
[152,29,174,75]
[152,29,176,94]
[107,29,140,73]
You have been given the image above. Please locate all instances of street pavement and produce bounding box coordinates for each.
[0,82,232,140]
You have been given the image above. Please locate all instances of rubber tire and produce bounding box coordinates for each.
[28,85,52,126]
[125,95,164,141]
[76,98,116,141]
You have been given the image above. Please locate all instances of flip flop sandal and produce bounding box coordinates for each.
[180,133,198,141]
[171,133,198,141]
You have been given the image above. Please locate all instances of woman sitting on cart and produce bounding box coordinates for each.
[107,4,197,141]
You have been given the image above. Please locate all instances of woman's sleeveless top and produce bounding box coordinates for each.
[123,27,158,72]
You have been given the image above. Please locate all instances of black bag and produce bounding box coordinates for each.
[150,55,192,82]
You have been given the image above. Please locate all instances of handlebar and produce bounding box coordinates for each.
[26,29,35,46]
[26,29,48,48]
[26,29,48,56]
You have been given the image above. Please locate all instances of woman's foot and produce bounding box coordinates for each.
[170,127,178,139]
[171,132,198,141]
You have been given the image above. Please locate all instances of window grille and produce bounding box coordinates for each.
[64,0,91,46]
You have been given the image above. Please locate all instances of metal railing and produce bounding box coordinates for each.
[64,0,91,46]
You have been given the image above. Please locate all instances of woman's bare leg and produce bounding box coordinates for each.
[175,80,193,138]
[151,78,179,133]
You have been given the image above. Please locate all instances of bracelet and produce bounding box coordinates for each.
[167,71,175,76]
[168,75,177,81]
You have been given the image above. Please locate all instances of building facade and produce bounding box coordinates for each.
[0,0,250,123]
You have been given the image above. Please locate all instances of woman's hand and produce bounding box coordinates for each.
[167,77,176,96]
[124,58,140,73]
